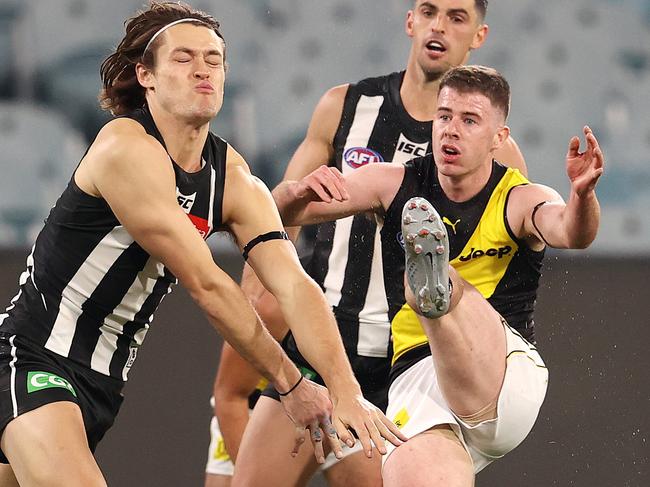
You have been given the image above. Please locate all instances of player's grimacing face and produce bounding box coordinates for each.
[407,0,487,74]
[433,86,505,177]
[149,24,225,122]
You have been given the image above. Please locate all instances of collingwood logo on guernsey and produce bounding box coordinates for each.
[344,147,384,169]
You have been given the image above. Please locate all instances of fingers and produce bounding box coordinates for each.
[567,135,580,159]
[583,127,604,182]
[309,421,326,464]
[305,167,349,203]
[587,133,604,171]
[343,415,377,458]
[321,417,344,460]
[333,417,356,449]
[375,414,408,446]
[291,425,307,457]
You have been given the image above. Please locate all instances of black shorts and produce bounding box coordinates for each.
[0,332,124,464]
[261,333,391,412]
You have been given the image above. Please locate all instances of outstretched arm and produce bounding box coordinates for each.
[511,126,604,249]
[274,163,406,226]
[223,147,405,459]
[214,288,289,462]
[236,84,349,354]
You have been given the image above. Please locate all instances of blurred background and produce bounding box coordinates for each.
[0,0,648,486]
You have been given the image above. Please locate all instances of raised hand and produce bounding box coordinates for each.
[292,166,349,203]
[566,126,605,197]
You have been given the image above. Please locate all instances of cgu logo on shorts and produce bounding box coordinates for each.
[27,371,77,397]
[344,147,384,169]
[459,245,512,262]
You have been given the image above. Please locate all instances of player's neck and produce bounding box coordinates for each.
[400,63,443,122]
[437,157,493,203]
[147,102,210,173]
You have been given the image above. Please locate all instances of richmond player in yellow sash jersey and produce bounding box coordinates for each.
[274,66,604,486]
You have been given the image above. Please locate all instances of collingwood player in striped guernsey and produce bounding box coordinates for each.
[231,2,527,486]
[0,4,405,486]
[274,65,605,486]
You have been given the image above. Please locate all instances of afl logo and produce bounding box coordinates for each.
[344,147,384,169]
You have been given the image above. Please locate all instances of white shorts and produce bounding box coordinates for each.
[205,412,364,476]
[384,322,548,473]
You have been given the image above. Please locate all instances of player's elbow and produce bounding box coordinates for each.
[182,268,236,315]
[271,269,318,306]
[570,234,596,250]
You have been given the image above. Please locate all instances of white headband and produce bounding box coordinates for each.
[143,18,206,54]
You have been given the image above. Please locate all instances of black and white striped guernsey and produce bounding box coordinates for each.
[0,107,228,381]
[305,71,431,358]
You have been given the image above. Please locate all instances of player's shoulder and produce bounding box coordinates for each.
[405,152,435,174]
[92,117,167,164]
[352,70,402,96]
[223,143,267,190]
[316,83,350,114]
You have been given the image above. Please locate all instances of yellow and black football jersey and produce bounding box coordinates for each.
[382,155,545,381]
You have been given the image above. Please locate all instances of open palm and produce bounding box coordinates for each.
[566,126,605,197]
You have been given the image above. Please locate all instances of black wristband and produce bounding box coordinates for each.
[278,375,304,396]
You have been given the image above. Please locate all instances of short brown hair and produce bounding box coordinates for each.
[439,65,510,119]
[99,1,225,115]
[412,1,488,21]
[474,0,488,20]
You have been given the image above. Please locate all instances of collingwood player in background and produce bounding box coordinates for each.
[0,3,404,487]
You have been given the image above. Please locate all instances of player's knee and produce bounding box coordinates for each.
[383,429,473,487]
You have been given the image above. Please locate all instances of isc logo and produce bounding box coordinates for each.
[344,147,384,169]
[396,134,428,158]
[459,245,512,261]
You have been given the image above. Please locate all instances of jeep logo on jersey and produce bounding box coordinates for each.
[396,134,428,159]
[27,371,77,397]
[176,188,196,214]
[459,245,512,262]
[344,147,384,169]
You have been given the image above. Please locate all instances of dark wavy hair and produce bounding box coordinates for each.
[439,65,510,119]
[99,2,225,115]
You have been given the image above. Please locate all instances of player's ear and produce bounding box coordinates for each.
[470,23,488,50]
[492,125,510,151]
[136,62,154,89]
[405,9,415,38]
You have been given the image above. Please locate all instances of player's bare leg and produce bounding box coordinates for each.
[205,473,231,487]
[231,396,320,487]
[323,450,382,487]
[1,402,107,487]
[383,425,473,487]
[0,464,19,487]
